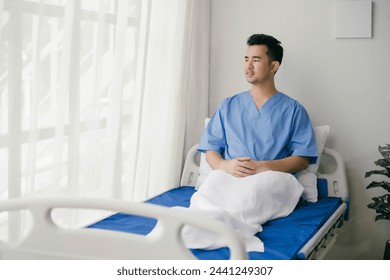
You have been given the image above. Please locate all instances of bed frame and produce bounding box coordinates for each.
[297,147,349,259]
[181,145,349,260]
[0,146,348,260]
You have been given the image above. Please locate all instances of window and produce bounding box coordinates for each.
[0,0,141,200]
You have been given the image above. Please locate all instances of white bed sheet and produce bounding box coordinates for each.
[151,169,304,252]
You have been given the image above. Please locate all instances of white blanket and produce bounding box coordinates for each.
[150,170,304,252]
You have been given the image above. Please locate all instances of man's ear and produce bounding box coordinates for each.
[272,61,280,73]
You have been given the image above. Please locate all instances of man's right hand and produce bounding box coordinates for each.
[222,157,256,177]
[205,150,256,177]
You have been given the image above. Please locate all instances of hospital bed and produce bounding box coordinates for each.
[0,145,349,260]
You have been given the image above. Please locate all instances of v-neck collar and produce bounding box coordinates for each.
[245,91,280,116]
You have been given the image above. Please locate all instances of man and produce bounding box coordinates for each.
[198,34,317,177]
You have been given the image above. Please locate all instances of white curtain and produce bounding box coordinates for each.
[127,0,210,201]
[0,0,209,237]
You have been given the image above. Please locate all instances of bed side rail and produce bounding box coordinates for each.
[317,147,349,202]
[180,144,200,186]
[0,198,247,260]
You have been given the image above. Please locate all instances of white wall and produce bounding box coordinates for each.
[209,0,390,259]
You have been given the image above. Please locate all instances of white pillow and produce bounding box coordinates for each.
[297,125,330,202]
[308,125,330,173]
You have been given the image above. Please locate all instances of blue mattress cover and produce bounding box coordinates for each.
[89,182,342,260]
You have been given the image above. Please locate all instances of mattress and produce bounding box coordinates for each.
[88,179,342,260]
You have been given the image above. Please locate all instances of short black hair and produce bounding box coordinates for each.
[247,34,283,65]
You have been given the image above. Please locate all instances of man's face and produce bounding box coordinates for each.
[244,45,276,85]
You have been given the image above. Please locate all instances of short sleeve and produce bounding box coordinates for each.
[288,105,318,164]
[197,101,227,155]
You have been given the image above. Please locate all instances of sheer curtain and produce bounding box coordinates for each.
[0,0,209,237]
[127,0,210,201]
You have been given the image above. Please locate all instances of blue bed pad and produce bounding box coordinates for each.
[89,181,342,260]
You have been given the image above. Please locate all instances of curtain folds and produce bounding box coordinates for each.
[127,0,210,201]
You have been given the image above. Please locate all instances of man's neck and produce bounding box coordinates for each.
[249,84,278,110]
[250,82,277,98]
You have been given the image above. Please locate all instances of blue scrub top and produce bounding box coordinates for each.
[198,91,318,164]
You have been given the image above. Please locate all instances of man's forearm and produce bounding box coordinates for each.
[205,150,225,170]
[253,156,309,174]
